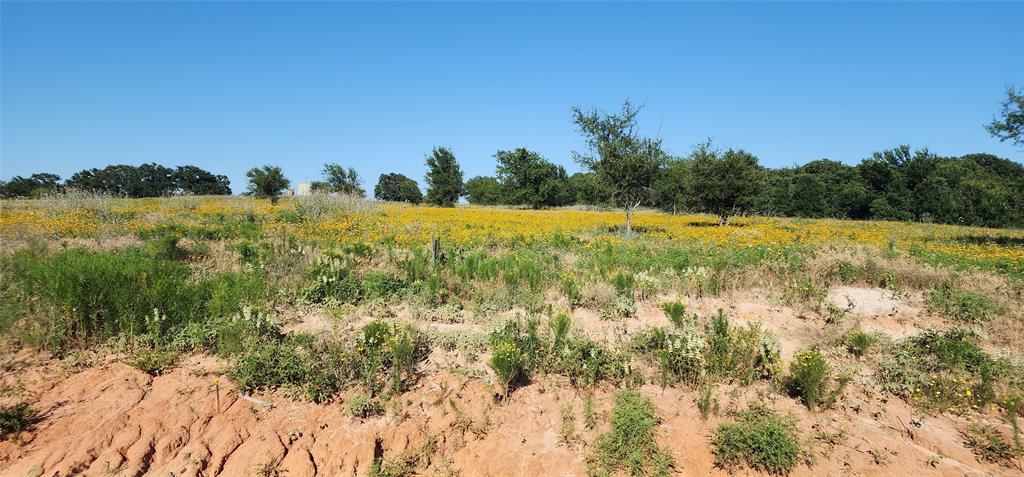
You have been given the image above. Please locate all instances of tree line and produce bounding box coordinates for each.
[6,88,1023,229]
[0,163,231,199]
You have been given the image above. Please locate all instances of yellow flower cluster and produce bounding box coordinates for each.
[2,197,1022,271]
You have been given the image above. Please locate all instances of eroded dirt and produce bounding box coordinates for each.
[0,288,1017,476]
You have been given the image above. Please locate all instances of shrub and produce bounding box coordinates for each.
[128,347,179,375]
[550,312,571,352]
[659,326,705,386]
[361,271,406,301]
[835,261,860,283]
[490,341,526,396]
[588,390,674,477]
[697,384,720,419]
[877,329,1004,412]
[712,408,802,475]
[490,318,544,372]
[705,311,781,383]
[611,272,635,296]
[0,403,37,441]
[346,393,384,418]
[148,231,187,260]
[561,276,582,308]
[604,295,636,320]
[356,321,425,396]
[661,300,695,328]
[556,336,630,388]
[301,253,361,304]
[841,328,876,358]
[786,347,831,410]
[231,334,347,403]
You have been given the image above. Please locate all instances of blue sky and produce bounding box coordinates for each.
[2,1,1022,193]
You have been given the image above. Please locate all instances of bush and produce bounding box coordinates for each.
[301,253,362,304]
[611,272,635,296]
[705,311,781,383]
[659,326,706,386]
[0,403,37,441]
[556,336,631,388]
[876,329,1004,412]
[361,271,406,301]
[661,300,695,328]
[490,341,526,396]
[346,393,384,418]
[961,425,1018,467]
[231,334,347,403]
[356,320,425,396]
[148,230,187,261]
[490,318,544,372]
[786,347,833,410]
[841,328,876,357]
[550,312,571,353]
[712,408,802,475]
[927,286,1002,325]
[128,347,179,375]
[835,261,860,283]
[588,390,674,477]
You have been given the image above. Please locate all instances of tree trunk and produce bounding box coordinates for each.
[718,213,729,226]
[625,207,633,238]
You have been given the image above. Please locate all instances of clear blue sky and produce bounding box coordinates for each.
[2,1,1022,194]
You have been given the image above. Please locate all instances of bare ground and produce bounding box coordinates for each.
[0,288,1019,477]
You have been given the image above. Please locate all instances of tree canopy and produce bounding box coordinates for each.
[245,165,290,204]
[62,164,230,197]
[687,147,762,225]
[312,163,365,197]
[424,147,463,207]
[572,101,666,236]
[464,176,503,205]
[0,173,62,199]
[495,148,573,208]
[374,173,422,204]
[986,86,1024,148]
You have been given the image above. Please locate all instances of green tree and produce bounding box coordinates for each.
[688,147,763,225]
[986,86,1024,147]
[495,147,571,208]
[788,173,828,218]
[572,101,665,237]
[568,172,613,207]
[245,165,290,204]
[424,147,463,207]
[0,173,62,198]
[374,173,422,203]
[652,157,690,214]
[313,163,364,197]
[464,176,503,205]
[172,166,231,195]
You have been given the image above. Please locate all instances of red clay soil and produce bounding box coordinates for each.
[1,350,1018,477]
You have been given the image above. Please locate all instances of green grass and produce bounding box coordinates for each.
[587,390,674,477]
[712,407,803,475]
[1,246,270,354]
[926,285,1003,325]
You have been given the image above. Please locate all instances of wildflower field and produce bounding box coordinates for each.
[2,195,1022,275]
[1,194,1023,476]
